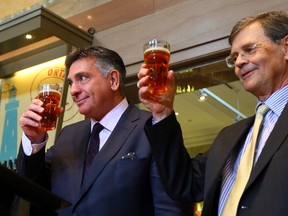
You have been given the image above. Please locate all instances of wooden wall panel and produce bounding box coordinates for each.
[93,0,288,76]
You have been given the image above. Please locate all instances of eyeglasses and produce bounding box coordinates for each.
[225,42,265,68]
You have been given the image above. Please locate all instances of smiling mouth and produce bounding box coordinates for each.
[242,69,254,79]
[75,97,87,105]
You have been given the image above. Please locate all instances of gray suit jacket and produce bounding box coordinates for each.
[17,104,187,216]
[145,104,288,216]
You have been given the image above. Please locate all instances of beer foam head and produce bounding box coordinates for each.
[39,89,61,94]
[144,46,170,54]
[39,84,61,95]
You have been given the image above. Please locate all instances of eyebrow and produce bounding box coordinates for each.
[230,42,255,55]
[68,71,88,79]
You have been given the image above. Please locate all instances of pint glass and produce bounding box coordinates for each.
[144,39,170,95]
[38,84,61,131]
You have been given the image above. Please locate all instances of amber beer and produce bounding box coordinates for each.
[38,84,61,131]
[144,39,170,94]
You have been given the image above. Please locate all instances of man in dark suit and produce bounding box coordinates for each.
[137,11,288,216]
[17,46,187,216]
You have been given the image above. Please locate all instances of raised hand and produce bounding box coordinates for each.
[137,64,175,122]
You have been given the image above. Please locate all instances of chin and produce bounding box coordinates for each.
[77,107,87,115]
[79,109,93,118]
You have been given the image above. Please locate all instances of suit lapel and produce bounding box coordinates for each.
[71,120,91,191]
[206,105,288,211]
[203,117,253,214]
[248,104,288,187]
[77,105,139,197]
[209,117,253,182]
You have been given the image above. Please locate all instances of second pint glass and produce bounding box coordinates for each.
[144,39,170,95]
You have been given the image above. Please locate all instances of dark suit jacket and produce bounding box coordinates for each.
[17,104,187,216]
[145,105,288,216]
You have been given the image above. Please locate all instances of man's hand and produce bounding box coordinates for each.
[19,98,61,143]
[137,64,175,122]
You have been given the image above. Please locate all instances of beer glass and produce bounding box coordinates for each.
[143,39,170,94]
[38,84,62,131]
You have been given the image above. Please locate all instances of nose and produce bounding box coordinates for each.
[234,53,249,68]
[70,82,81,96]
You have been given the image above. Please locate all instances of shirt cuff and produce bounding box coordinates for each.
[22,132,48,156]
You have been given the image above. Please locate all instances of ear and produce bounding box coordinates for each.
[283,35,288,59]
[109,70,120,91]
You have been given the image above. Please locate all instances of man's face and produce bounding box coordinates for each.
[231,22,288,100]
[67,58,114,120]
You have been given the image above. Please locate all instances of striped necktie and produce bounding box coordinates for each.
[221,104,269,216]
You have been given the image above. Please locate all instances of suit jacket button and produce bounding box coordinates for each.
[241,205,248,209]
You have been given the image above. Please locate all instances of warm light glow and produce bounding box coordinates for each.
[15,56,66,76]
[25,34,33,39]
[87,15,93,20]
[199,95,207,102]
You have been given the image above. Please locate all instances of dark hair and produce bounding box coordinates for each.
[229,11,288,45]
[65,45,126,95]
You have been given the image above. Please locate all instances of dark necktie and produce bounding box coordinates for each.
[84,123,104,176]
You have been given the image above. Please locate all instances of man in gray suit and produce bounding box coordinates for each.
[17,46,187,216]
[138,10,288,216]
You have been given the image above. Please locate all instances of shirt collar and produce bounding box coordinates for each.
[91,98,129,132]
[256,85,288,117]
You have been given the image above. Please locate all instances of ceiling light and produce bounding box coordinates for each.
[198,89,208,102]
[25,34,34,39]
[87,15,93,20]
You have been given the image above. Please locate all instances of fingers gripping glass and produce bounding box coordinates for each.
[225,42,265,68]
